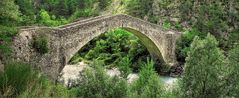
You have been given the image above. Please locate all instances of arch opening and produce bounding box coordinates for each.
[66,28,164,73]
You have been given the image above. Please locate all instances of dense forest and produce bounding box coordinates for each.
[0,0,239,98]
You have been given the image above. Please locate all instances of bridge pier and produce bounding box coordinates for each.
[161,32,179,66]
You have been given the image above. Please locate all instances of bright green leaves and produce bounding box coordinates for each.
[38,9,68,26]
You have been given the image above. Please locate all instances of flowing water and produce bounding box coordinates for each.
[159,76,178,89]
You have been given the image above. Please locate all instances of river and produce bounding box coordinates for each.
[59,62,178,89]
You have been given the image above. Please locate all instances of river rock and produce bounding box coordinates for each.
[58,62,87,88]
[127,73,139,83]
[170,65,183,77]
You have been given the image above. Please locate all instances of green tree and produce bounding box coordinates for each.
[226,44,239,97]
[0,0,20,24]
[180,34,227,98]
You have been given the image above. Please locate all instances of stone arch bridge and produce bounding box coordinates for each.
[13,14,181,80]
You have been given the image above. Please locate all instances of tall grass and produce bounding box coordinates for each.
[0,62,37,97]
[0,62,75,98]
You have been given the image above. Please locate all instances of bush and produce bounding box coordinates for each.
[76,60,128,98]
[0,0,21,24]
[176,29,204,63]
[38,9,68,26]
[130,59,163,98]
[118,56,132,78]
[32,34,49,54]
[0,25,17,60]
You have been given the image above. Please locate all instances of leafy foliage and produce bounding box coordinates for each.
[226,44,239,97]
[76,60,128,98]
[0,26,17,60]
[130,59,163,98]
[32,34,49,54]
[180,34,227,98]
[176,29,204,63]
[38,9,67,26]
[69,28,151,72]
[0,0,20,24]
[118,56,132,78]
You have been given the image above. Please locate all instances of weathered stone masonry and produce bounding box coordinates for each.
[12,14,181,80]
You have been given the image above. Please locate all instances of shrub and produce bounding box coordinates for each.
[38,9,68,26]
[0,25,17,60]
[32,34,49,54]
[176,29,204,63]
[118,56,132,78]
[130,59,163,98]
[19,82,77,98]
[0,0,21,24]
[76,60,128,98]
